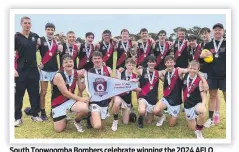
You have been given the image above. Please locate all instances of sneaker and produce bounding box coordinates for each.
[31,116,43,122]
[204,119,214,128]
[213,114,220,125]
[74,120,85,132]
[41,113,48,121]
[156,114,166,127]
[24,107,32,116]
[111,120,118,131]
[15,119,23,127]
[195,130,204,139]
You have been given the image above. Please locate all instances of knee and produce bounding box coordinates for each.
[54,125,66,133]
[81,104,89,114]
[138,109,146,116]
[92,122,102,129]
[198,112,206,120]
[153,107,161,115]
[210,92,217,99]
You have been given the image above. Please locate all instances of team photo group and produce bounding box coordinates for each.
[14,15,226,139]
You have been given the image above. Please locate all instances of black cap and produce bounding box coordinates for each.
[213,23,224,29]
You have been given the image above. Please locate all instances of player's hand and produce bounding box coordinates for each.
[200,51,211,58]
[134,88,142,92]
[38,63,44,70]
[14,69,19,77]
[77,69,86,77]
[102,62,106,66]
[58,44,63,53]
[118,67,125,73]
[167,41,173,46]
[130,78,138,82]
[80,97,90,104]
[197,103,206,114]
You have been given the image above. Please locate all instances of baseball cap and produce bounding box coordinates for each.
[213,23,224,29]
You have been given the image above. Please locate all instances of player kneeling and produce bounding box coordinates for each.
[51,54,89,133]
[111,58,140,131]
[183,60,207,139]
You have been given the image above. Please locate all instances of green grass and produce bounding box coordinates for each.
[15,52,226,139]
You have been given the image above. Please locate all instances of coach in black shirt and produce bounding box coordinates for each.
[14,16,43,127]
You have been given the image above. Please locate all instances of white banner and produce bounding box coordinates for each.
[85,72,138,101]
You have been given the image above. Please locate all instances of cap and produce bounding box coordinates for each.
[213,23,224,29]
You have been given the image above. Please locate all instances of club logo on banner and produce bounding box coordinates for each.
[93,78,108,97]
[85,72,138,101]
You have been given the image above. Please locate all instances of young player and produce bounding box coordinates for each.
[136,28,155,68]
[153,55,208,127]
[51,54,89,133]
[188,34,201,62]
[38,23,63,120]
[136,56,163,128]
[87,51,113,129]
[182,60,207,139]
[111,58,140,131]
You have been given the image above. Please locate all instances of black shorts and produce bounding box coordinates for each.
[207,78,226,91]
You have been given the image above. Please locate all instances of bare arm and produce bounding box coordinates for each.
[198,81,207,113]
[178,68,189,79]
[158,70,166,82]
[197,72,209,92]
[107,66,113,77]
[53,73,89,103]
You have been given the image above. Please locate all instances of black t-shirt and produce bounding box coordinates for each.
[199,41,209,73]
[204,39,226,80]
[15,32,39,69]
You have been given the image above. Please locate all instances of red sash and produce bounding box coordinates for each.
[41,40,57,65]
[15,50,19,69]
[116,41,132,68]
[103,42,114,63]
[103,66,110,76]
[163,68,179,97]
[78,44,94,69]
[156,42,169,66]
[138,70,159,96]
[193,44,201,61]
[52,70,78,107]
[183,77,201,102]
[138,39,151,65]
[174,41,187,61]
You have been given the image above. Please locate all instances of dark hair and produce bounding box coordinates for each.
[85,32,94,38]
[164,55,174,64]
[45,23,55,30]
[20,16,31,23]
[125,58,136,65]
[102,30,111,35]
[67,31,75,35]
[158,30,167,36]
[148,55,156,62]
[199,27,211,34]
[140,28,148,34]
[121,29,129,34]
[177,28,186,33]
[62,54,73,61]
[92,51,103,58]
[188,34,197,41]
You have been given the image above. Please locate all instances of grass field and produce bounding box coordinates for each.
[15,52,226,139]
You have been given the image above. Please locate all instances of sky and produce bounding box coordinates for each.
[15,14,226,41]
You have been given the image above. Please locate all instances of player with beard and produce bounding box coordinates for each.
[116,29,137,73]
[59,31,78,70]
[95,30,116,69]
[136,28,155,68]
[77,32,95,97]
[51,54,89,133]
[87,51,112,130]
[201,23,226,128]
[153,30,171,71]
[173,28,189,68]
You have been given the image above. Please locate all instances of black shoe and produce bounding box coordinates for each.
[87,123,93,129]
[41,113,48,121]
[24,107,32,116]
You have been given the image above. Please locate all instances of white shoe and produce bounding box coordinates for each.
[74,120,85,133]
[204,119,214,128]
[195,130,204,139]
[111,120,118,131]
[15,119,23,127]
[31,116,43,122]
[156,114,166,127]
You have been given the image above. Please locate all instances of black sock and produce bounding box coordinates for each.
[138,116,144,125]
[113,114,118,120]
[196,124,204,131]
[209,111,214,120]
[87,112,91,125]
[41,109,46,115]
